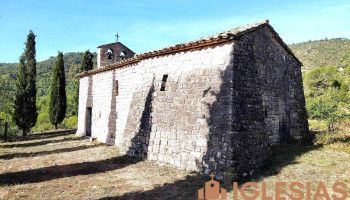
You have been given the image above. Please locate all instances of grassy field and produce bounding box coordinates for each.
[0,130,350,199]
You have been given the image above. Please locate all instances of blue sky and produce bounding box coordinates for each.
[0,0,350,63]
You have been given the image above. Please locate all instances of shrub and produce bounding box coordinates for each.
[0,112,20,140]
[32,112,53,132]
[61,116,78,129]
[307,88,349,131]
[32,123,55,133]
[308,119,328,131]
[315,131,349,145]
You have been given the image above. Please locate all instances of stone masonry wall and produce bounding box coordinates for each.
[76,76,90,136]
[248,26,309,144]
[118,43,234,174]
[228,30,271,179]
[97,43,135,68]
[76,25,309,180]
[76,70,117,145]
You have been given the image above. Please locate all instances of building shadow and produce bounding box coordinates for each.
[126,77,155,157]
[26,129,76,141]
[96,144,319,200]
[106,70,117,145]
[99,173,208,200]
[241,143,321,183]
[0,136,85,148]
[0,144,103,160]
[2,129,76,142]
[0,155,142,186]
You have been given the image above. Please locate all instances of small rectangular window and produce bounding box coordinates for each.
[115,80,119,96]
[160,75,168,91]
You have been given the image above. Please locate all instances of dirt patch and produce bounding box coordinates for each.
[1,130,350,199]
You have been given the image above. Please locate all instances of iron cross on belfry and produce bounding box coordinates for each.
[115,33,119,42]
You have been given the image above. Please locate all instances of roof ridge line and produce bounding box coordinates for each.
[78,19,302,78]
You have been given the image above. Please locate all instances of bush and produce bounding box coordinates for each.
[0,112,20,140]
[315,131,349,145]
[304,66,339,92]
[307,88,349,131]
[31,115,77,133]
[308,119,328,131]
[32,112,54,133]
[32,123,55,133]
[60,116,78,129]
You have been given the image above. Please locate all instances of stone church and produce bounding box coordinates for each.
[76,19,309,180]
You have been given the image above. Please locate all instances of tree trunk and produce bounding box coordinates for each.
[23,128,26,137]
[55,124,57,129]
[4,122,8,142]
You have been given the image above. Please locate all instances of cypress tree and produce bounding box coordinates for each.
[73,79,79,115]
[81,50,94,72]
[49,52,67,129]
[26,31,38,130]
[14,57,29,136]
[13,31,38,137]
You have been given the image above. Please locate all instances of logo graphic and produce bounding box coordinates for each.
[198,173,227,200]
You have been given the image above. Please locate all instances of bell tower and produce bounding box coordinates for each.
[97,34,135,68]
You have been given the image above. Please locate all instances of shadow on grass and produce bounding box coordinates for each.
[98,143,320,200]
[99,173,209,200]
[0,144,104,160]
[242,143,322,183]
[0,155,143,186]
[0,136,85,148]
[27,129,77,140]
[0,129,77,143]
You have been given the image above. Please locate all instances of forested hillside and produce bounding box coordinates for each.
[290,38,350,142]
[0,52,97,134]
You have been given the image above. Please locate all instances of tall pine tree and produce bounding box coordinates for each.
[13,30,38,137]
[49,52,67,129]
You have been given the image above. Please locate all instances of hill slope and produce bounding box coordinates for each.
[0,52,97,98]
[289,38,350,71]
[0,52,97,133]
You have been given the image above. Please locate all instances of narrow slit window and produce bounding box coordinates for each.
[160,75,168,91]
[115,80,119,96]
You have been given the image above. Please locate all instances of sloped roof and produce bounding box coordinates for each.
[78,19,301,77]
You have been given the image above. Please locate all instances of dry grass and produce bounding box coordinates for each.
[235,144,350,199]
[0,130,205,200]
[0,129,350,199]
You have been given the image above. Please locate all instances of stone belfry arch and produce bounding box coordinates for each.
[97,34,135,68]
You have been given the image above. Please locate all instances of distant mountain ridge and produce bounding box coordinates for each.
[0,52,97,97]
[289,38,350,72]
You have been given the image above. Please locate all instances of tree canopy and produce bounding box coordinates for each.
[13,30,38,136]
[49,52,67,129]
